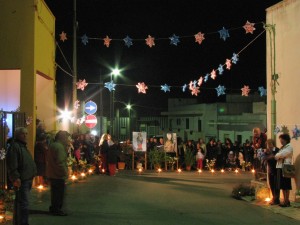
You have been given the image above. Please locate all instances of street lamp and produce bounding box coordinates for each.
[126,104,132,138]
[110,68,120,137]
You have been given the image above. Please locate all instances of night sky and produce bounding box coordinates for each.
[45,0,281,117]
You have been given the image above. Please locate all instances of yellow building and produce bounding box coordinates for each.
[0,0,56,153]
[266,0,300,200]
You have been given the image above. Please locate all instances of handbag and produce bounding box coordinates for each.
[282,164,296,178]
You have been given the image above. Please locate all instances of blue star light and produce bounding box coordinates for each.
[161,84,171,93]
[218,27,230,41]
[274,126,281,135]
[104,81,116,92]
[218,64,224,75]
[169,34,180,46]
[193,80,197,88]
[81,34,89,45]
[204,73,210,83]
[123,36,133,48]
[215,85,226,97]
[292,125,300,140]
[231,53,239,64]
[182,84,187,92]
[258,86,267,97]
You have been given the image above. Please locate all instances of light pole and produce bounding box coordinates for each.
[110,68,120,137]
[126,104,132,139]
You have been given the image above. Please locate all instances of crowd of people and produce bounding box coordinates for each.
[4,125,294,224]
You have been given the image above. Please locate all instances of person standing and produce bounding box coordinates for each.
[196,144,204,170]
[107,138,119,176]
[263,139,280,205]
[47,131,69,216]
[7,127,37,225]
[34,134,48,186]
[275,134,293,207]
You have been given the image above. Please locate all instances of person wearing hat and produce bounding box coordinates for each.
[46,130,69,216]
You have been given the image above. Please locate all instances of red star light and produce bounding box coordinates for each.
[241,85,251,96]
[225,59,232,70]
[210,69,217,80]
[194,32,205,45]
[59,31,67,42]
[243,21,256,34]
[145,35,155,48]
[198,76,203,86]
[76,79,88,91]
[136,82,148,94]
[103,36,112,47]
[191,87,200,96]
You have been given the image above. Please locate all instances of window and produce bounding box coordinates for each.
[198,120,202,132]
[176,118,181,125]
[186,118,189,129]
[169,119,173,128]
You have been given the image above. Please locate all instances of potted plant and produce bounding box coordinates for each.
[149,148,165,170]
[184,149,195,171]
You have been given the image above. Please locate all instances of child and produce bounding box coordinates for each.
[196,144,205,170]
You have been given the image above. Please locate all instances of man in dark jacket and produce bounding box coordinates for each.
[47,130,69,216]
[7,127,37,225]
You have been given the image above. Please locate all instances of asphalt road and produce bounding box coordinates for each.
[28,171,299,225]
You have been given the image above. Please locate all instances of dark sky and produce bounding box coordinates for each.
[45,0,281,117]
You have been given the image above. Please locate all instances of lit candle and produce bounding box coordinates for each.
[102,169,105,173]
[177,168,182,173]
[221,169,225,173]
[157,168,162,173]
[81,172,86,178]
[88,169,93,174]
[138,168,142,173]
[211,169,215,173]
[37,184,44,190]
[265,197,271,203]
[251,169,255,173]
[0,215,5,223]
[71,175,77,181]
[198,169,202,173]
[235,169,238,173]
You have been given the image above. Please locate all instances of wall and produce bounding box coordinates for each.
[266,0,300,199]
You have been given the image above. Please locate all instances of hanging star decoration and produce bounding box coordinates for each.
[258,86,267,97]
[193,80,197,88]
[218,27,230,41]
[103,35,112,47]
[204,74,209,83]
[225,59,232,70]
[123,35,133,48]
[0,148,6,160]
[191,87,200,96]
[188,81,194,90]
[241,85,251,96]
[104,80,116,92]
[136,82,148,94]
[281,125,289,134]
[215,85,226,97]
[243,20,256,34]
[210,69,217,80]
[292,125,300,140]
[182,84,187,92]
[274,125,281,135]
[26,116,33,125]
[76,79,88,91]
[232,53,239,64]
[194,32,205,45]
[59,31,67,42]
[198,76,203,87]
[145,35,155,48]
[74,100,80,110]
[81,34,89,45]
[161,84,171,92]
[169,34,180,46]
[218,64,224,75]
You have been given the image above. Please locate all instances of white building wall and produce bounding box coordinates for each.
[266,0,300,199]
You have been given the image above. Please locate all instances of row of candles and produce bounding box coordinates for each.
[153,168,256,174]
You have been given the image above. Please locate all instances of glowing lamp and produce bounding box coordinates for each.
[102,169,105,173]
[37,185,44,190]
[138,168,142,173]
[157,168,162,173]
[221,169,225,173]
[88,169,93,174]
[251,169,255,173]
[211,169,215,173]
[177,169,182,173]
[81,172,86,178]
[0,215,5,222]
[198,169,202,173]
[265,197,271,202]
[71,175,77,181]
[235,169,239,173]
